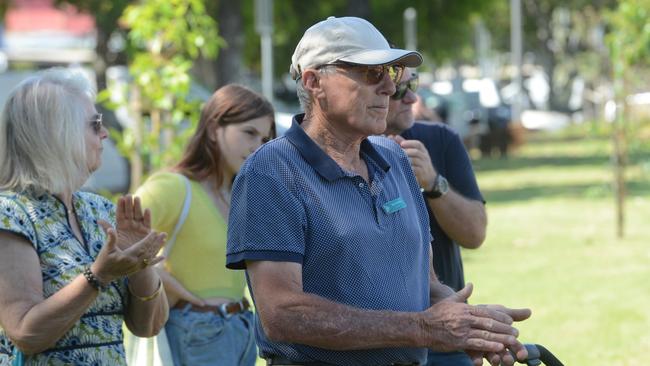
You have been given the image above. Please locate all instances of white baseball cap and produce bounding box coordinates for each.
[290,16,423,80]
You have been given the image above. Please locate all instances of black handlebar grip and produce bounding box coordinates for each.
[535,344,564,366]
[511,344,564,366]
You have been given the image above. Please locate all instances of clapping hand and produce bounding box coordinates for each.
[90,220,166,285]
[115,195,151,250]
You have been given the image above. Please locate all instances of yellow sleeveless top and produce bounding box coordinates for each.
[135,172,245,300]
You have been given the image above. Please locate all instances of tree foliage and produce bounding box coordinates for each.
[0,1,8,20]
[47,0,509,93]
[371,0,496,63]
[481,0,617,111]
[54,0,129,44]
[106,0,223,191]
[241,0,499,81]
[603,0,650,238]
[607,0,650,74]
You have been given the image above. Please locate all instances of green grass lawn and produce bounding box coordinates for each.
[464,126,650,365]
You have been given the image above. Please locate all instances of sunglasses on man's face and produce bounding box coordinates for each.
[391,77,419,100]
[318,63,405,85]
[88,113,103,134]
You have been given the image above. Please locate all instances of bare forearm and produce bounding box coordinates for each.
[262,293,424,350]
[125,268,168,337]
[249,261,525,357]
[9,276,98,354]
[428,191,486,249]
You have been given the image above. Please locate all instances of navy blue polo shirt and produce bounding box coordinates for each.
[226,114,432,366]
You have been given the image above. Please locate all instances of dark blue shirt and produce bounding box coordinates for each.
[227,115,431,366]
[402,122,484,291]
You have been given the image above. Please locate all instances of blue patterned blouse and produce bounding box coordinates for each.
[0,190,128,366]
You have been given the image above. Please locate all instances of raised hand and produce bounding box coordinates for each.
[115,195,151,250]
[90,221,166,285]
[388,135,437,191]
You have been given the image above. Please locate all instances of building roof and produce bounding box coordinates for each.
[6,0,94,35]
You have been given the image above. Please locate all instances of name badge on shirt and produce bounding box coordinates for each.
[382,197,407,214]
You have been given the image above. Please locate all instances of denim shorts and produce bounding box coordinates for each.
[165,304,257,366]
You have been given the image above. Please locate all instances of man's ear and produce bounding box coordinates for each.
[302,70,325,99]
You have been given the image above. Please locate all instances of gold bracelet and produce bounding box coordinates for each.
[128,279,163,302]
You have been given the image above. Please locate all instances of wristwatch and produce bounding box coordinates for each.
[423,174,449,199]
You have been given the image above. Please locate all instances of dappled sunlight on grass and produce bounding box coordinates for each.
[473,128,650,204]
[464,127,649,365]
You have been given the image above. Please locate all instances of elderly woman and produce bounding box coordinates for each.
[0,68,169,365]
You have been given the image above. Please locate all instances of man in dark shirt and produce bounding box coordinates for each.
[386,68,487,366]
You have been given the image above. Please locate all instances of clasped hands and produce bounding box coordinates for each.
[90,195,166,286]
[423,283,532,366]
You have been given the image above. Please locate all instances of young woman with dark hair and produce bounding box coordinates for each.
[135,84,275,366]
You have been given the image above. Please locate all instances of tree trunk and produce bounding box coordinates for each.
[128,85,143,192]
[94,27,109,91]
[538,49,559,110]
[215,0,244,88]
[524,0,560,111]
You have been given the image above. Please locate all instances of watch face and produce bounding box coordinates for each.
[437,175,449,194]
[424,175,449,199]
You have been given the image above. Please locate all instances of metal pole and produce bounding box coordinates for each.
[261,34,273,105]
[611,59,627,238]
[255,0,274,104]
[475,20,491,78]
[510,0,523,122]
[404,7,417,51]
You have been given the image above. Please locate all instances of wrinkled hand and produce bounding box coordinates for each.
[387,135,437,191]
[91,221,166,285]
[115,195,151,250]
[421,284,523,357]
[465,304,532,366]
[467,349,517,366]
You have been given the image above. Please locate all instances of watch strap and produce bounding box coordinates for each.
[423,174,447,199]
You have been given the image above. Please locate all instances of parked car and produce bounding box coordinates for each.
[423,78,513,158]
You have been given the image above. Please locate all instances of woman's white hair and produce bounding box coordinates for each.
[0,68,96,194]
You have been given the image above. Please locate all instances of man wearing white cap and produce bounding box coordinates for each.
[226,17,530,366]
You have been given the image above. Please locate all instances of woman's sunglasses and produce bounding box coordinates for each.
[317,63,405,85]
[392,77,419,100]
[88,113,103,134]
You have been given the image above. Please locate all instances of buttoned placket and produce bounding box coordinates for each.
[349,175,389,227]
